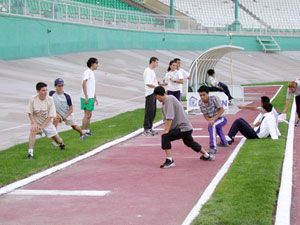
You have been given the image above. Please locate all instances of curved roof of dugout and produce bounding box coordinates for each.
[188,45,244,92]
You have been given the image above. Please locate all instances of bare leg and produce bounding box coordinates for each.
[71,125,84,136]
[82,110,92,130]
[28,131,37,149]
[51,135,63,144]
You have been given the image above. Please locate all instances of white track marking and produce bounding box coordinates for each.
[275,97,296,225]
[0,121,163,196]
[8,189,111,197]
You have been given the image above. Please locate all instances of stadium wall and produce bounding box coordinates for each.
[1,15,300,60]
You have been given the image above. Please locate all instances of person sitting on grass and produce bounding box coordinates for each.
[226,102,280,144]
[198,85,228,156]
[154,86,214,169]
[50,78,87,141]
[27,82,65,159]
[238,96,280,124]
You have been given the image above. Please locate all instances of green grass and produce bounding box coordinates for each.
[193,82,290,225]
[0,108,162,187]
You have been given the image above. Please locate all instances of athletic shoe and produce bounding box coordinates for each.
[80,134,87,140]
[150,129,158,135]
[27,153,33,160]
[160,159,175,168]
[225,136,234,145]
[142,130,154,136]
[59,143,65,150]
[200,154,215,161]
[295,120,300,127]
[85,131,93,136]
[208,148,217,155]
[217,142,229,147]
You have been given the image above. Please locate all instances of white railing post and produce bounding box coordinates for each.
[65,4,68,21]
[89,8,92,24]
[78,6,80,23]
[24,0,27,15]
[52,2,55,20]
[39,0,41,17]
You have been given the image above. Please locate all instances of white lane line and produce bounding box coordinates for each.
[182,85,283,225]
[8,190,111,197]
[0,120,164,196]
[0,124,29,133]
[181,138,246,225]
[275,97,296,225]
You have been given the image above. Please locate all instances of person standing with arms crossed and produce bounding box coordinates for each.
[81,57,99,136]
[143,57,160,136]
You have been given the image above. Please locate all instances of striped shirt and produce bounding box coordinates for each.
[199,95,222,118]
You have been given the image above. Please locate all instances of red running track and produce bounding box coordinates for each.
[0,86,280,225]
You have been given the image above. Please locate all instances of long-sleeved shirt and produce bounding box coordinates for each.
[255,111,281,139]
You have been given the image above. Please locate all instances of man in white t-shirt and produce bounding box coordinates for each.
[143,57,159,136]
[27,82,65,159]
[282,80,300,126]
[174,58,190,96]
[81,57,99,136]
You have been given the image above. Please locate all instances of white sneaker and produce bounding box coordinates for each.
[51,141,59,147]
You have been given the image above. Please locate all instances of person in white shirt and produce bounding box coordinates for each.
[174,58,190,97]
[206,69,234,101]
[163,60,183,101]
[282,80,300,126]
[143,57,159,136]
[238,96,279,124]
[81,57,99,136]
[226,103,280,144]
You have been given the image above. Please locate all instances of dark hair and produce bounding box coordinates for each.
[149,57,158,64]
[87,57,98,68]
[197,85,210,93]
[167,60,176,72]
[36,82,47,91]
[207,69,215,76]
[174,58,181,63]
[261,96,270,103]
[262,102,273,112]
[154,86,165,96]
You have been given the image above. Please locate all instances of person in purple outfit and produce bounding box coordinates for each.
[198,85,228,156]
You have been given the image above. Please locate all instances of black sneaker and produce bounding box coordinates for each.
[27,154,33,160]
[217,142,229,147]
[295,120,300,127]
[160,159,175,169]
[201,154,215,161]
[59,143,65,150]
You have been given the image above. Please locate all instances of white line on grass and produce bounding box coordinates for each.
[0,121,163,196]
[275,97,296,225]
[181,138,246,225]
[8,189,111,197]
[182,85,283,225]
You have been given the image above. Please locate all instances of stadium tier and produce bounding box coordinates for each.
[158,0,300,30]
[239,0,300,29]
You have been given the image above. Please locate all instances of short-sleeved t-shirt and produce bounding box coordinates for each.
[81,68,95,99]
[27,95,56,125]
[286,80,300,99]
[199,95,222,118]
[49,91,72,118]
[162,95,192,132]
[178,68,189,93]
[164,70,183,92]
[143,67,158,97]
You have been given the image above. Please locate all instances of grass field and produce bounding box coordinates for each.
[0,108,162,187]
[193,82,291,225]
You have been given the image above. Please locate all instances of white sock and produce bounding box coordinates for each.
[167,157,173,161]
[28,149,34,156]
[204,153,209,158]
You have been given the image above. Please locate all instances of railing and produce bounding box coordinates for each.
[0,0,299,36]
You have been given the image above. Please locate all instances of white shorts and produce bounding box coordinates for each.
[34,122,57,138]
[64,114,77,126]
